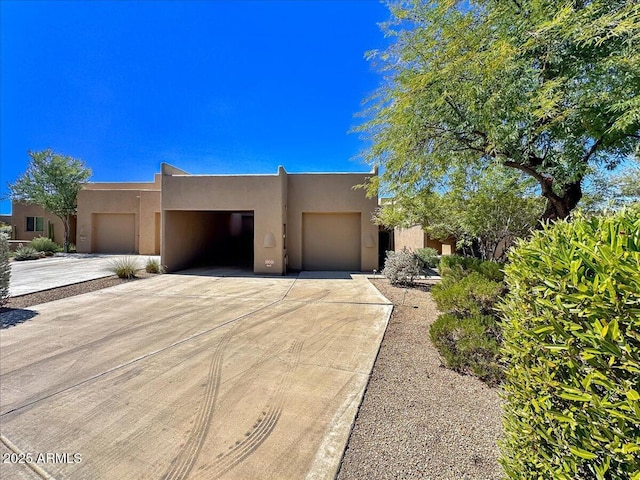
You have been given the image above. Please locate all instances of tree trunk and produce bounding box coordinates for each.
[540,179,582,222]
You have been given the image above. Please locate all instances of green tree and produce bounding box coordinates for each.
[8,150,91,252]
[359,0,640,221]
[377,165,544,260]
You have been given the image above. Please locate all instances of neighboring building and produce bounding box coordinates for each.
[76,174,162,256]
[393,225,456,255]
[10,202,70,246]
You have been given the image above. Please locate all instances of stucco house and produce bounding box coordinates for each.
[12,164,380,274]
[8,203,71,246]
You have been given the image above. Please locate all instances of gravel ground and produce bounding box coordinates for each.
[1,272,153,314]
[337,278,503,480]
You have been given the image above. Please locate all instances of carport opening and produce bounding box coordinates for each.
[164,210,254,270]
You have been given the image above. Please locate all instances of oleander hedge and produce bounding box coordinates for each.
[499,207,640,479]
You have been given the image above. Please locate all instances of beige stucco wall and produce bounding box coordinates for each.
[394,225,456,255]
[139,191,161,254]
[161,164,287,274]
[81,174,162,191]
[393,225,427,252]
[10,202,67,245]
[76,177,160,254]
[163,211,215,270]
[286,173,378,272]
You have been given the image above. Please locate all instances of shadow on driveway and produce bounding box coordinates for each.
[0,308,39,329]
[174,267,360,280]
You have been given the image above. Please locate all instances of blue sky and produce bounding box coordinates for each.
[0,0,390,214]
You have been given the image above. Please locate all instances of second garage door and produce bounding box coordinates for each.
[302,213,361,270]
[93,213,136,253]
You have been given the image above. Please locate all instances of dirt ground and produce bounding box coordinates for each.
[337,278,504,480]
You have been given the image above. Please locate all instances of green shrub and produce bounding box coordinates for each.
[438,254,504,282]
[29,236,61,254]
[430,265,505,385]
[430,313,503,385]
[415,247,439,269]
[0,233,10,307]
[382,249,420,285]
[109,257,140,279]
[499,207,640,479]
[431,271,503,317]
[14,245,42,261]
[145,257,165,274]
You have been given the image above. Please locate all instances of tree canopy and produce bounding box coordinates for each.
[8,149,91,252]
[359,0,640,221]
[378,165,544,260]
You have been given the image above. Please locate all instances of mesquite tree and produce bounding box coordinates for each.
[358,0,640,221]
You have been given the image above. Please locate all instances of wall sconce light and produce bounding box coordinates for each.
[263,232,276,248]
[364,233,375,248]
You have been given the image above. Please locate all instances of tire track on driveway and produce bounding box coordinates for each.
[1,278,299,419]
[160,277,300,480]
[162,327,233,480]
[208,339,304,478]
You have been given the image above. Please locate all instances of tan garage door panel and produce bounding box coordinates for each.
[303,213,361,270]
[93,214,135,253]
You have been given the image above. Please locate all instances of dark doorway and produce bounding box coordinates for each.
[200,212,254,267]
[164,210,254,271]
[378,227,394,270]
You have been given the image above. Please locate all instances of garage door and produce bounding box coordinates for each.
[302,213,361,270]
[93,213,135,253]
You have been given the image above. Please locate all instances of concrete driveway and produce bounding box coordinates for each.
[9,254,160,297]
[0,270,392,479]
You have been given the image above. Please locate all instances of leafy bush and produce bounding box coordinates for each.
[439,254,504,282]
[145,257,165,274]
[109,257,140,279]
[499,207,640,479]
[414,247,439,269]
[431,271,503,317]
[430,313,503,385]
[14,245,42,261]
[29,236,61,254]
[0,233,10,307]
[430,256,505,385]
[382,249,420,285]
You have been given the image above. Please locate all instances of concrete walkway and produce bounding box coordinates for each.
[0,270,392,479]
[8,254,160,297]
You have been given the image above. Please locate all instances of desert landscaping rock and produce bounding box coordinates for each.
[337,279,503,480]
